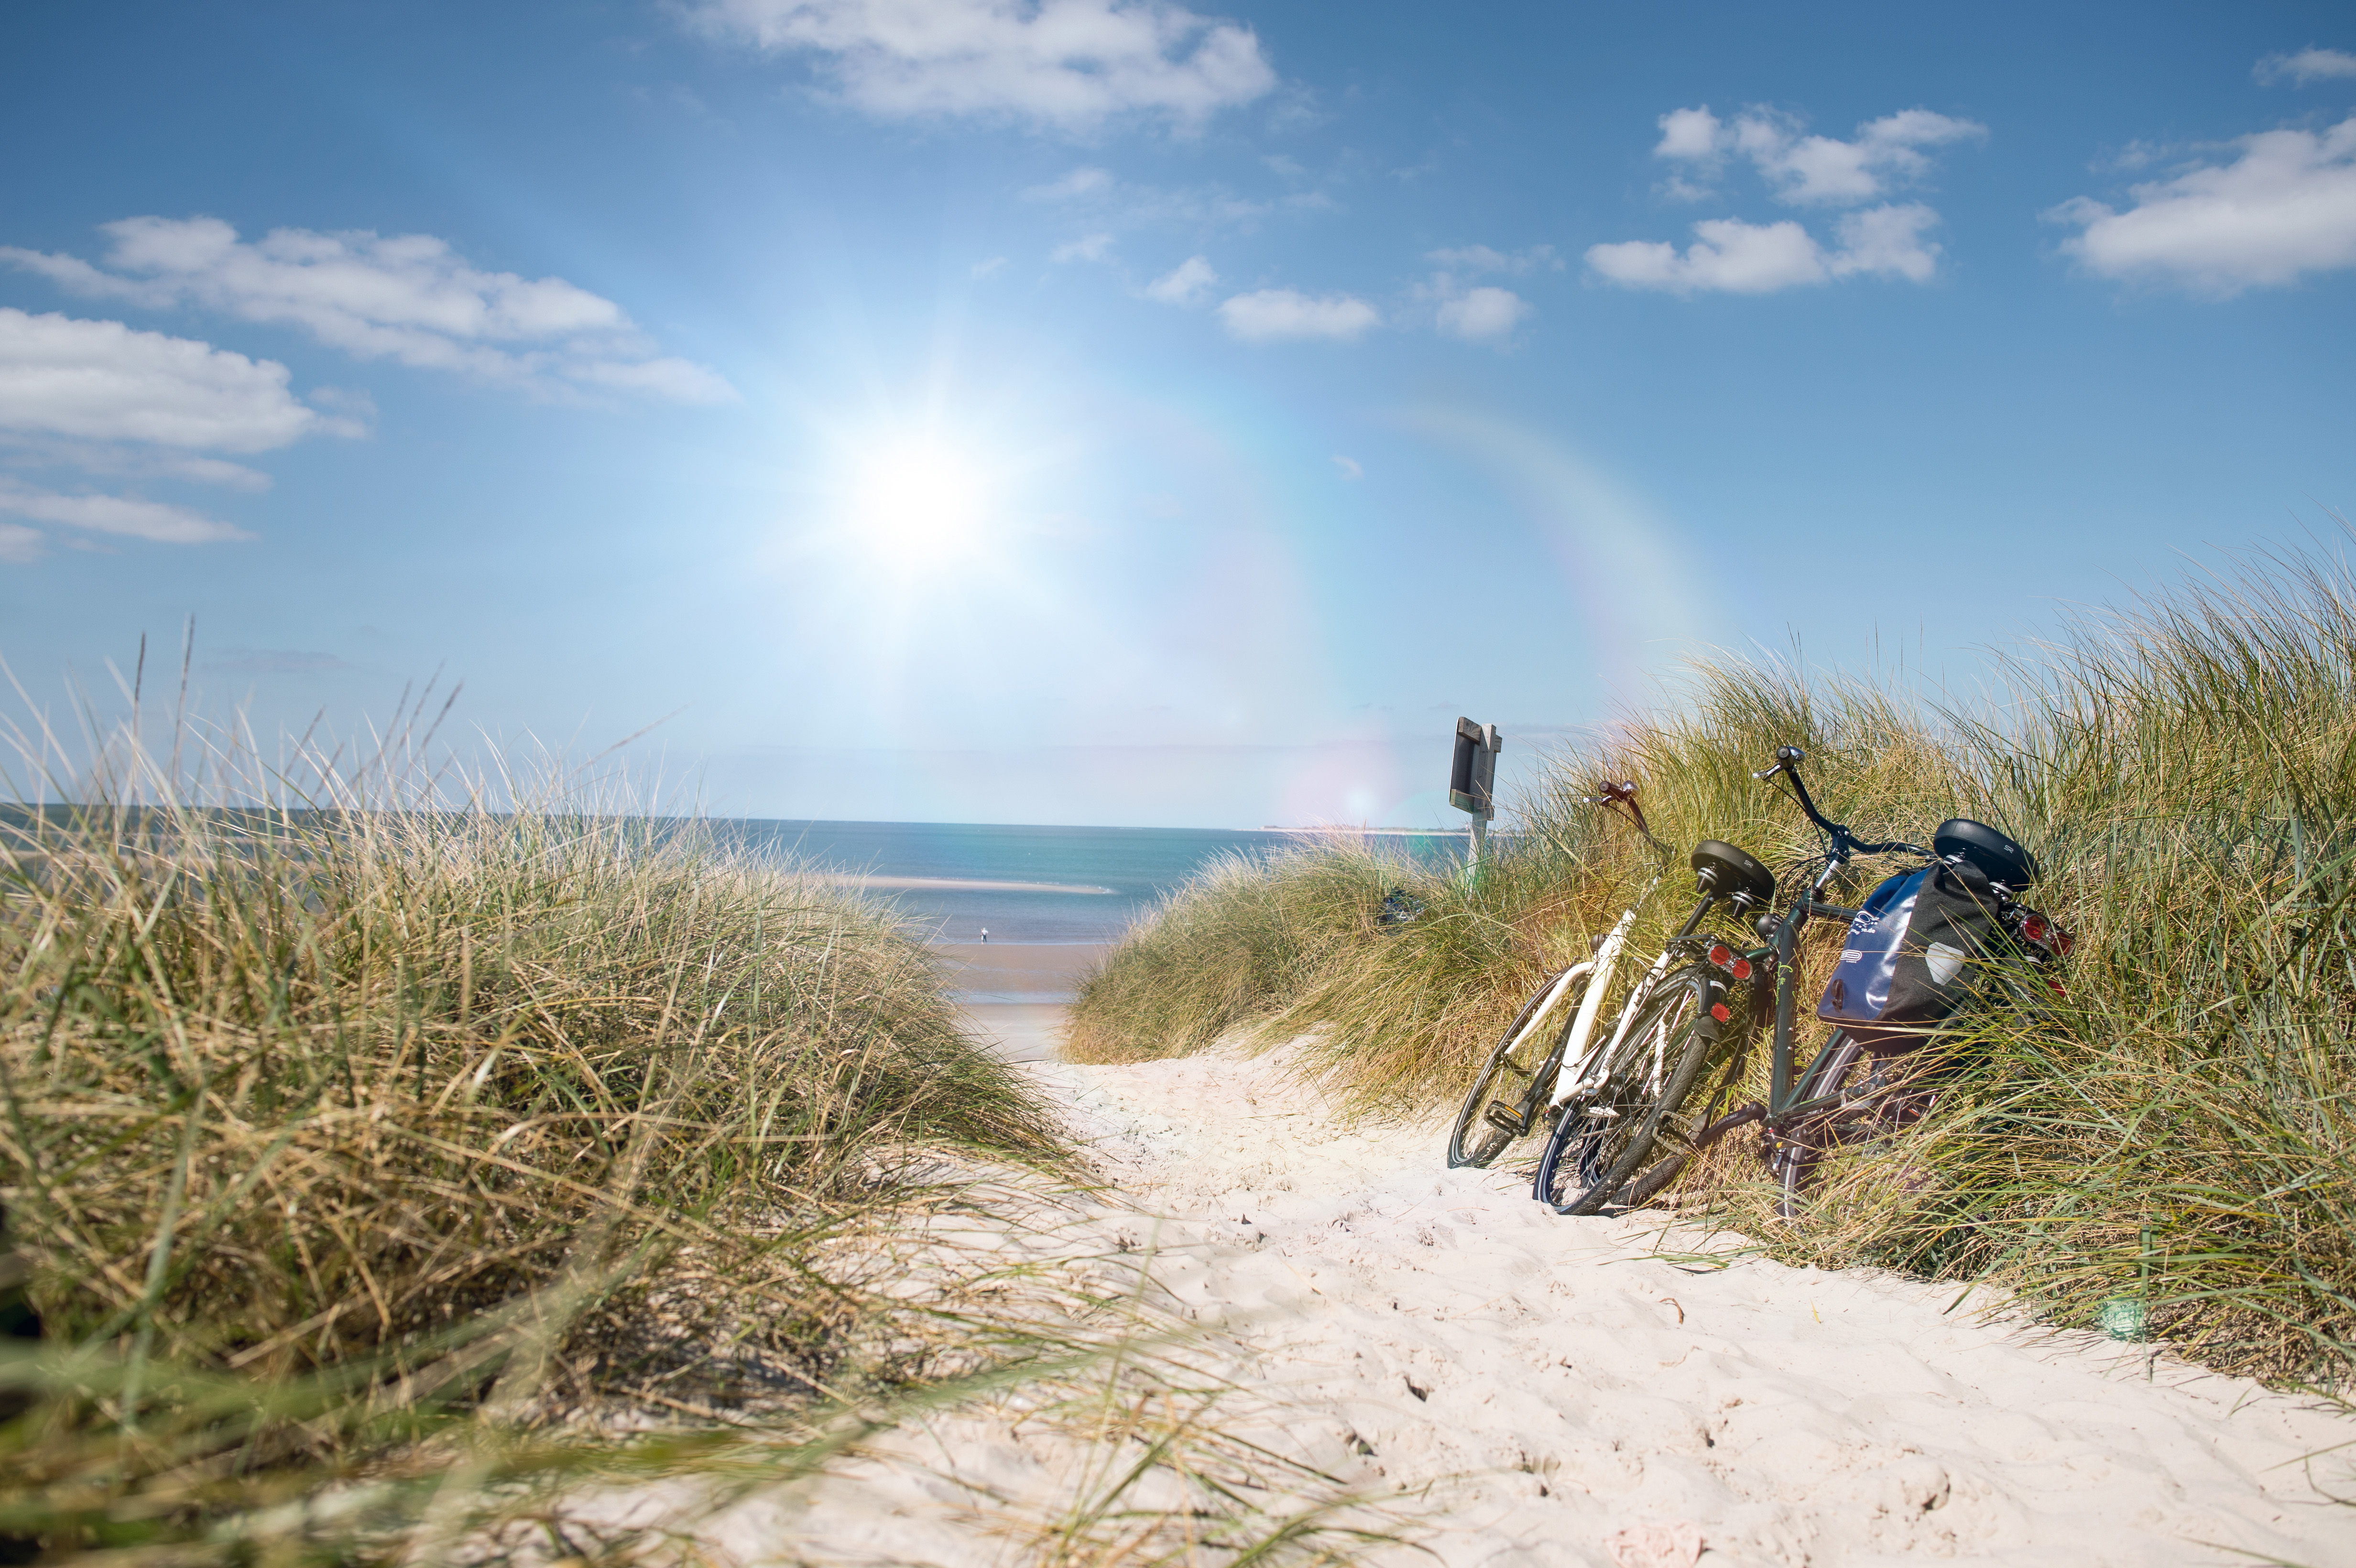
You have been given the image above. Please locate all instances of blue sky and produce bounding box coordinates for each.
[2,0,2352,828]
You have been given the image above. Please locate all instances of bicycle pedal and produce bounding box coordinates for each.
[1481,1102,1527,1136]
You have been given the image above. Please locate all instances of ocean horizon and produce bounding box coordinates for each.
[715,818,1472,944]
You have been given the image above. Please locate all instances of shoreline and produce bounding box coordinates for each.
[938,941,1107,1063]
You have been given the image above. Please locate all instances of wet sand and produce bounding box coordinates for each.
[937,941,1106,1064]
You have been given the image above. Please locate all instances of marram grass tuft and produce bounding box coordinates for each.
[1068,535,2356,1393]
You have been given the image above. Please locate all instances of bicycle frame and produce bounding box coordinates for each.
[1697,748,1932,1143]
[1548,874,1733,1109]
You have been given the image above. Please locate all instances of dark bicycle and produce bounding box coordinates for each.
[1537,745,2069,1217]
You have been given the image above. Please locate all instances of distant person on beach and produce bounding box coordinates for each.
[980,927,989,942]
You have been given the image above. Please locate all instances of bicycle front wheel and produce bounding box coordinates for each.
[1447,962,1592,1168]
[1535,968,1715,1215]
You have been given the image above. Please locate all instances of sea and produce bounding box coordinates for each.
[712,820,1470,944]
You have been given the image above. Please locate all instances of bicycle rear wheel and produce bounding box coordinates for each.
[1774,1034,1942,1218]
[1535,968,1714,1215]
[1447,962,1592,1168]
[1616,1021,1755,1209]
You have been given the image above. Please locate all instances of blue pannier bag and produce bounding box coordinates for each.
[1817,850,2008,1051]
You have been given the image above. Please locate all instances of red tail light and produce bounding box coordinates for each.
[1731,958,1753,980]
[2023,915,2048,941]
[1708,944,1733,967]
[1710,1002,1731,1024]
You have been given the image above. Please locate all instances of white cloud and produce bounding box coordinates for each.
[1588,218,1826,294]
[0,478,250,545]
[2256,47,2356,87]
[1424,243,1562,274]
[1436,285,1531,340]
[1655,106,1723,163]
[1144,254,1217,304]
[0,308,360,558]
[2047,114,2356,293]
[1655,103,1985,206]
[1215,289,1378,342]
[971,255,1009,277]
[1331,453,1362,480]
[1586,204,1942,294]
[1,217,733,403]
[0,307,335,450]
[684,0,1277,133]
[1051,231,1116,263]
[1830,203,1943,282]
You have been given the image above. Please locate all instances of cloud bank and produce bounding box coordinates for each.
[0,307,358,558]
[685,0,1276,132]
[0,307,342,451]
[1,217,733,403]
[1589,102,1979,294]
[2047,113,2356,294]
[0,478,251,546]
[1590,204,1942,294]
[1656,105,1985,206]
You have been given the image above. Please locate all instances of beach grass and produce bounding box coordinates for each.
[1066,536,2356,1392]
[0,699,1387,1563]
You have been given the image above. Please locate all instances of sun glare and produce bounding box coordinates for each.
[849,441,988,568]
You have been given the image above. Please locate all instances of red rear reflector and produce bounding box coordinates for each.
[1710,1002,1731,1023]
[1731,958,1753,980]
[2023,915,2047,941]
[2054,932,2074,957]
[1708,944,1733,967]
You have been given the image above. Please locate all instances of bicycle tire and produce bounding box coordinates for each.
[1535,968,1715,1215]
[1617,1020,1756,1209]
[1446,962,1592,1168]
[1774,1033,1943,1218]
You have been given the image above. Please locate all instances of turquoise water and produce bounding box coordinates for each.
[716,820,1468,943]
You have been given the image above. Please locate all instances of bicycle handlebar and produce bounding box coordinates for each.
[1580,778,1657,844]
[1756,745,1930,867]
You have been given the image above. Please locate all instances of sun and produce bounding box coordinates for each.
[847,439,989,569]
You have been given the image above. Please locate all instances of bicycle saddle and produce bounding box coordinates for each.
[1691,839,1776,906]
[1931,818,2038,891]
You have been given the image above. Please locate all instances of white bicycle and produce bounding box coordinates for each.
[1444,783,1776,1184]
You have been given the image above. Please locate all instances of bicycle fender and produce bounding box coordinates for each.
[1693,975,1734,1041]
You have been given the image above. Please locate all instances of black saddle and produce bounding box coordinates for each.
[1932,818,2038,890]
[1691,839,1776,907]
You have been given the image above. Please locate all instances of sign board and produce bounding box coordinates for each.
[1449,717,1501,819]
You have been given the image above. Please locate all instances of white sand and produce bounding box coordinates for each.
[695,1041,2356,1566]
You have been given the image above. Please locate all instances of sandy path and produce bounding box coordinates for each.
[1028,1045,2356,1568]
